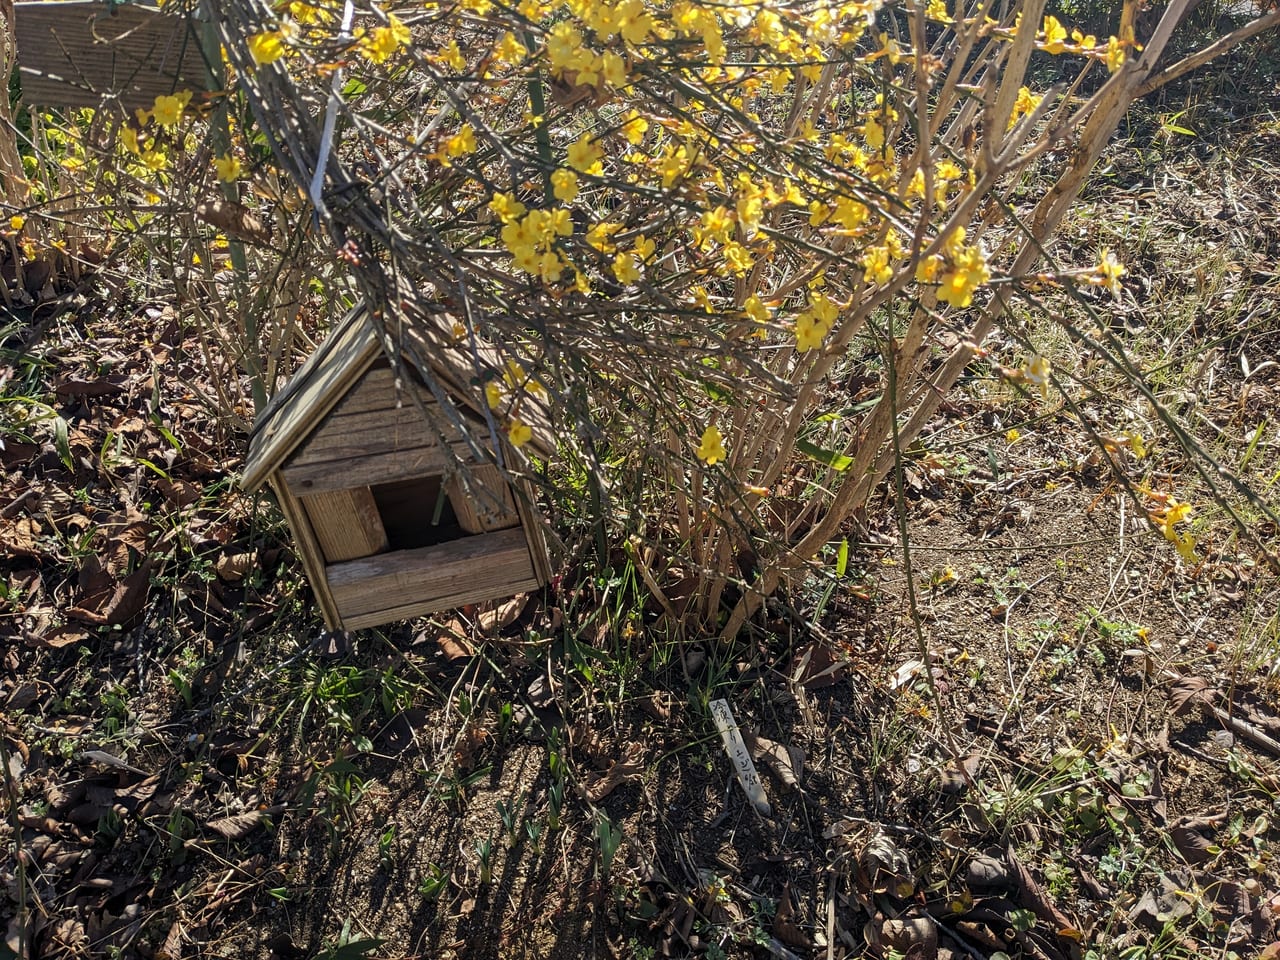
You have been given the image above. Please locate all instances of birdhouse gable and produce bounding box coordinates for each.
[242,306,552,631]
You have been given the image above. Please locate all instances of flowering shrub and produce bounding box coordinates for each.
[9,0,1271,632]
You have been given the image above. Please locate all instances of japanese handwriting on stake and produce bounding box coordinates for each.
[709,698,771,818]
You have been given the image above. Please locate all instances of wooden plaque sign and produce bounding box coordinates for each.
[15,2,208,109]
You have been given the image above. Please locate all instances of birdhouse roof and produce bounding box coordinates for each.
[241,304,553,492]
[15,2,210,110]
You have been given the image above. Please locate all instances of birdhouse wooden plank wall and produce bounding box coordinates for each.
[14,2,209,110]
[242,306,552,631]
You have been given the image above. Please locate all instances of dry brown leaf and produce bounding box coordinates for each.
[0,516,44,557]
[215,550,257,582]
[155,919,184,960]
[206,805,282,840]
[435,628,473,661]
[156,478,202,508]
[1004,844,1078,934]
[584,743,645,801]
[453,719,489,773]
[1171,813,1224,864]
[194,199,271,244]
[772,882,812,949]
[475,592,529,633]
[789,639,848,689]
[747,732,804,788]
[66,561,152,626]
[1169,675,1215,716]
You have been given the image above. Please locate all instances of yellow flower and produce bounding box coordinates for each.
[508,418,533,448]
[937,246,990,309]
[9,214,25,232]
[612,251,642,285]
[1096,249,1125,295]
[696,425,727,465]
[1106,35,1126,73]
[489,192,526,225]
[1009,86,1042,130]
[926,0,951,22]
[861,245,893,286]
[214,153,242,182]
[1158,500,1198,562]
[247,31,287,65]
[720,240,753,276]
[1041,16,1068,55]
[151,92,190,127]
[633,234,655,261]
[486,382,504,409]
[566,134,603,175]
[586,221,621,253]
[621,110,649,145]
[142,148,168,171]
[438,40,467,73]
[496,32,527,65]
[551,169,579,202]
[794,314,825,352]
[362,14,411,64]
[441,124,477,164]
[743,294,769,325]
[1024,355,1051,399]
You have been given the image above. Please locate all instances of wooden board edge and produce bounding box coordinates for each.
[270,473,343,630]
[243,310,381,492]
[340,577,543,631]
[515,477,553,585]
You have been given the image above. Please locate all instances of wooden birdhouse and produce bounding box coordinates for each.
[241,306,553,631]
[14,2,209,110]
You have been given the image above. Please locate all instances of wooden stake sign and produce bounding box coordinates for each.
[15,2,208,109]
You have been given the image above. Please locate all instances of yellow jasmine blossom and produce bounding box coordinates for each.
[633,234,655,261]
[566,134,603,175]
[621,110,649,145]
[508,418,533,448]
[1157,500,1199,562]
[247,30,287,65]
[1009,86,1042,130]
[720,240,753,276]
[937,246,990,308]
[441,124,477,164]
[489,192,526,225]
[861,245,894,286]
[1106,35,1126,72]
[743,294,769,325]
[360,14,410,63]
[613,251,642,284]
[486,382,504,409]
[1041,16,1068,54]
[151,92,189,127]
[551,169,579,202]
[586,221,621,253]
[496,32,527,64]
[214,153,242,182]
[1024,355,1051,399]
[1097,249,1126,295]
[696,425,727,465]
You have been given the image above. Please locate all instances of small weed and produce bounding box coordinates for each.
[314,919,383,960]
[594,811,623,879]
[418,863,449,901]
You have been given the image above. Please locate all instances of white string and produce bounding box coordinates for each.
[309,0,356,215]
